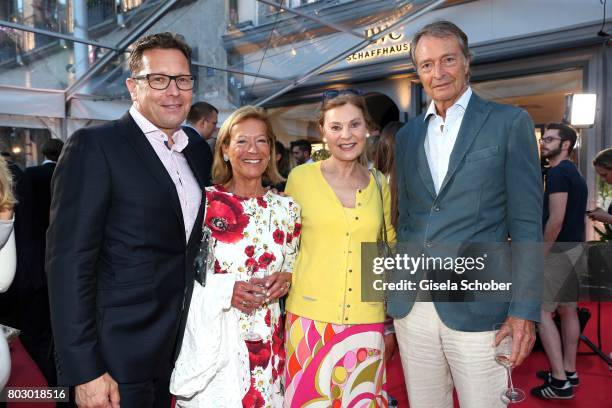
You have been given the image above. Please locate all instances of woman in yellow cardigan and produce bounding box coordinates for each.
[283,91,396,408]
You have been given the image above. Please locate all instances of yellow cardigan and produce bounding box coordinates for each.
[285,162,396,324]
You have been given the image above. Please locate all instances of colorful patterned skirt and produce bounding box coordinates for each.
[283,312,388,408]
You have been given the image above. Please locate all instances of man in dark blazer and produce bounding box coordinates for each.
[390,21,543,408]
[46,33,212,408]
[20,139,64,388]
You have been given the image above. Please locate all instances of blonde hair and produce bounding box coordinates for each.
[0,156,16,210]
[212,106,283,185]
[318,93,375,166]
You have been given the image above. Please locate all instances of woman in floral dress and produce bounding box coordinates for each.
[171,106,300,407]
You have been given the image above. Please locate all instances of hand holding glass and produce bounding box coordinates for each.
[494,323,526,404]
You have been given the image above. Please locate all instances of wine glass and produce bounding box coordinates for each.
[244,263,270,343]
[494,323,526,404]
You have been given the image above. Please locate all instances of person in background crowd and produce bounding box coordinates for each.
[275,141,291,179]
[19,138,64,388]
[374,121,403,228]
[0,155,16,391]
[171,106,298,407]
[283,90,396,407]
[392,21,542,408]
[0,150,33,382]
[265,141,290,192]
[587,148,612,224]
[290,139,313,165]
[185,101,219,155]
[532,123,586,400]
[46,32,212,408]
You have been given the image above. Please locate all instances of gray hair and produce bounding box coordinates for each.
[410,20,471,66]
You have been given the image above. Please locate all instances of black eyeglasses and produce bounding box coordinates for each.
[322,88,364,100]
[132,73,196,90]
[539,136,563,144]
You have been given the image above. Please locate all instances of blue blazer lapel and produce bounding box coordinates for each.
[438,93,492,194]
[414,118,436,199]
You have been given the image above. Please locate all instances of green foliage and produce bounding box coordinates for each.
[312,149,331,161]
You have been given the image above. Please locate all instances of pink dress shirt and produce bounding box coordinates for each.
[129,106,202,241]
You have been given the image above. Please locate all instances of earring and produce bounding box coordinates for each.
[223,154,229,162]
[366,132,371,138]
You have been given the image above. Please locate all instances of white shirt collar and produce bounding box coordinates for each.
[129,105,189,152]
[42,159,56,165]
[424,86,473,122]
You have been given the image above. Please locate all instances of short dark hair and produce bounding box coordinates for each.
[128,32,192,74]
[410,20,471,66]
[546,122,578,153]
[42,138,64,162]
[187,101,218,124]
[290,139,312,156]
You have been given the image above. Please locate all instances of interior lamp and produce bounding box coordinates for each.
[565,93,597,128]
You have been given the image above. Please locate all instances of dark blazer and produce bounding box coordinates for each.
[25,162,55,289]
[46,113,211,386]
[390,93,543,331]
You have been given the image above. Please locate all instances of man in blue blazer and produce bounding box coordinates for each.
[390,21,543,407]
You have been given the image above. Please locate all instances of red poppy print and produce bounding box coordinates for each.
[264,309,271,327]
[256,196,267,208]
[271,320,285,358]
[258,252,276,269]
[245,257,259,273]
[272,367,278,381]
[286,233,293,244]
[242,379,265,408]
[204,191,250,243]
[214,259,227,274]
[272,228,285,245]
[293,223,302,237]
[246,340,271,370]
[245,245,255,257]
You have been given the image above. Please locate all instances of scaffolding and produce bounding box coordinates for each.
[0,0,443,145]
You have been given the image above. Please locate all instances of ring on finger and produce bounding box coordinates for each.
[242,300,247,306]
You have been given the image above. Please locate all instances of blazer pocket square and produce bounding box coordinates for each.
[465,145,499,162]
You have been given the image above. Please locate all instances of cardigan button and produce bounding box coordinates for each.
[348,288,352,291]
[348,269,352,273]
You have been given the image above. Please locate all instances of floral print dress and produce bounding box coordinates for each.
[172,185,301,408]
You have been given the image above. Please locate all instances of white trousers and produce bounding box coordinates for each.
[394,302,507,408]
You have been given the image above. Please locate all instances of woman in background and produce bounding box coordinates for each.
[283,91,395,407]
[373,121,403,228]
[587,148,612,224]
[0,155,17,389]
